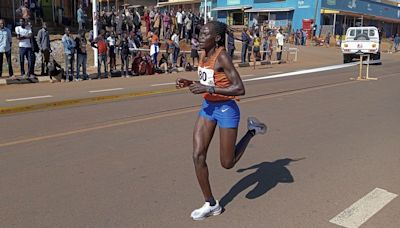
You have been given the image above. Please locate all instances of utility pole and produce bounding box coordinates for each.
[93,0,98,67]
[204,0,207,24]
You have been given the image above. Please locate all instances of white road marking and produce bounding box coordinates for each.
[329,188,398,228]
[151,82,176,87]
[151,63,356,87]
[243,63,358,82]
[89,88,124,93]
[6,95,53,102]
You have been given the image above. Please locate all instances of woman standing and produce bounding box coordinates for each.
[176,21,266,221]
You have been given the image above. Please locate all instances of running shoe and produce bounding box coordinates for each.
[247,117,267,135]
[190,201,222,220]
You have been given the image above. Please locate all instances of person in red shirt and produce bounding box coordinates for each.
[176,21,267,220]
[91,34,108,79]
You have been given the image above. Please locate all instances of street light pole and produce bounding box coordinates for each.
[93,0,98,67]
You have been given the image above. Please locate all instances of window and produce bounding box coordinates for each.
[349,29,355,36]
[369,30,375,36]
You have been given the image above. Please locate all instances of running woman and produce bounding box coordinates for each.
[175,21,267,221]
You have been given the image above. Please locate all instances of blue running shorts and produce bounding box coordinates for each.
[199,99,240,128]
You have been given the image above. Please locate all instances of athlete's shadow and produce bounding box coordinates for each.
[220,158,303,208]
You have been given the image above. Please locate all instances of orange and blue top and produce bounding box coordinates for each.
[198,47,236,102]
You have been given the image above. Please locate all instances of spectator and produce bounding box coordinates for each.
[153,9,161,38]
[37,22,51,76]
[92,34,108,79]
[143,10,151,34]
[75,29,88,80]
[77,4,86,31]
[0,19,13,78]
[325,32,331,48]
[276,29,284,61]
[150,30,160,66]
[240,28,250,63]
[394,34,400,52]
[301,29,307,46]
[247,29,254,63]
[163,12,171,40]
[190,34,199,67]
[171,29,180,67]
[253,33,261,61]
[16,1,31,21]
[47,55,64,82]
[106,32,117,71]
[184,13,192,43]
[176,9,183,39]
[29,22,40,77]
[158,53,169,72]
[262,32,271,61]
[227,28,235,59]
[61,27,76,82]
[15,18,33,78]
[119,33,130,77]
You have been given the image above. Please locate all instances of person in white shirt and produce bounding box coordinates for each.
[276,29,284,61]
[15,18,33,78]
[106,32,117,71]
[176,9,183,39]
[171,30,180,67]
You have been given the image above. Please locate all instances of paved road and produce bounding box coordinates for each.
[0,50,399,227]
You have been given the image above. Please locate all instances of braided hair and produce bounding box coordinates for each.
[206,21,228,47]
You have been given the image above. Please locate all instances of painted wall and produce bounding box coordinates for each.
[321,0,400,20]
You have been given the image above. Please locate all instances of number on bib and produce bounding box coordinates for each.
[198,67,215,86]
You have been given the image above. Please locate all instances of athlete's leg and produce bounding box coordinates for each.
[193,116,217,200]
[219,128,255,169]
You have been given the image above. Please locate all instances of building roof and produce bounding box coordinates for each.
[244,7,295,13]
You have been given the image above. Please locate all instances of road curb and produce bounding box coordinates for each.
[0,88,179,115]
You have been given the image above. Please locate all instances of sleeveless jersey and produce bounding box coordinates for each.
[198,47,236,101]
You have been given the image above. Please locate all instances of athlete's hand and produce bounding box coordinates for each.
[176,78,193,88]
[189,82,207,94]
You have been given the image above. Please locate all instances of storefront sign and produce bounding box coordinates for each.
[298,0,311,9]
[322,0,399,19]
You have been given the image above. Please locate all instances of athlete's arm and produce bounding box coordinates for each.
[188,51,245,96]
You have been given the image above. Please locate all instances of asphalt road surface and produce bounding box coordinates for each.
[0,53,399,227]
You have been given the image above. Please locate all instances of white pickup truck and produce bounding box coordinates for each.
[341,26,381,64]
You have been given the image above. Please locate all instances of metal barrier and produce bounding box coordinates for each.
[351,54,377,81]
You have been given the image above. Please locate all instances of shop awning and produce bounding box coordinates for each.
[244,7,294,13]
[212,5,252,11]
[157,0,201,7]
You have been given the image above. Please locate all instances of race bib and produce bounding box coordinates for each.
[198,67,215,86]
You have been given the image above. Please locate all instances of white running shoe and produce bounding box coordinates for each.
[190,201,222,220]
[247,117,267,135]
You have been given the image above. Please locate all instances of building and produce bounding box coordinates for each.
[157,0,201,14]
[212,0,400,37]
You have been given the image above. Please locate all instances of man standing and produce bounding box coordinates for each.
[62,27,75,82]
[37,22,51,76]
[77,4,86,31]
[276,29,284,61]
[394,34,400,52]
[176,9,183,39]
[240,28,250,63]
[75,29,88,80]
[171,29,180,68]
[0,19,13,78]
[227,29,235,59]
[15,18,32,78]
